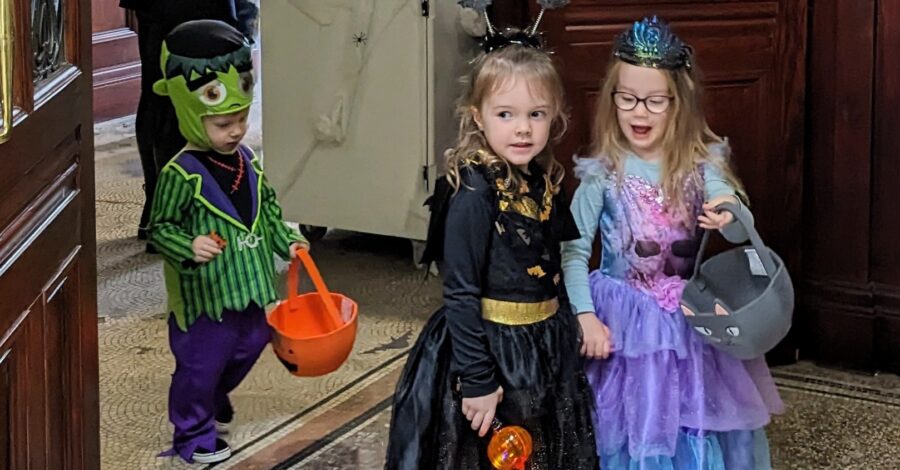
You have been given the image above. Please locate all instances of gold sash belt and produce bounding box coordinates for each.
[481,297,558,325]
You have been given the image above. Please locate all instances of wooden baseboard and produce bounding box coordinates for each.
[799,279,900,372]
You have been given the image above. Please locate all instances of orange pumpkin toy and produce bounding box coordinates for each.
[267,248,358,377]
[487,419,533,470]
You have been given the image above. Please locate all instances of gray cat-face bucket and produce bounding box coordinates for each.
[680,202,794,359]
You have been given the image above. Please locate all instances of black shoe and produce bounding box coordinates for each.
[137,227,149,240]
[192,438,232,464]
[145,243,158,254]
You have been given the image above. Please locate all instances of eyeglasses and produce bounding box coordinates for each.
[612,91,673,114]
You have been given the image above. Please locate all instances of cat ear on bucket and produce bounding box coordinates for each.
[679,303,730,316]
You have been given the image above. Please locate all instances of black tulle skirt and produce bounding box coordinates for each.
[385,307,598,470]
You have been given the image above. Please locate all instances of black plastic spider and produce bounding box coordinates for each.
[352,32,367,46]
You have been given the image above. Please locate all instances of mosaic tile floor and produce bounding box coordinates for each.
[94,116,900,469]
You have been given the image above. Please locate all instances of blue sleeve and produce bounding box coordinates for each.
[561,173,606,315]
[704,165,754,243]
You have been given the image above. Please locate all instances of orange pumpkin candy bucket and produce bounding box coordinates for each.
[267,249,358,377]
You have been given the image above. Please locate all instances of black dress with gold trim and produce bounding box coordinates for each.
[385,158,598,469]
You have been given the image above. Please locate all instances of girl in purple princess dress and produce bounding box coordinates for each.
[561,17,784,469]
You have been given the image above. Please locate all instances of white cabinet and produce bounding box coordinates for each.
[261,0,477,240]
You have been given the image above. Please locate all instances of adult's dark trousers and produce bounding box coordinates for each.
[135,12,186,234]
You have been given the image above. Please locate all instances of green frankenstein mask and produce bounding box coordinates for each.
[153,20,254,148]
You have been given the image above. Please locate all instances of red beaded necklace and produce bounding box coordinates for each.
[205,152,245,194]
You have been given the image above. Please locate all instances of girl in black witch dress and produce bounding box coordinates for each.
[384,27,598,470]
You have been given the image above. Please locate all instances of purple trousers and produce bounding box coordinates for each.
[166,304,271,462]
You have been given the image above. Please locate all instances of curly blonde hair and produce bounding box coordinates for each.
[446,41,568,194]
[590,59,747,221]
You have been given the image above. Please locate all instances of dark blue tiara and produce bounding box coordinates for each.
[614,16,692,70]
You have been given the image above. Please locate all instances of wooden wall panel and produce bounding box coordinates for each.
[801,0,875,369]
[92,0,126,32]
[91,2,140,121]
[870,0,900,373]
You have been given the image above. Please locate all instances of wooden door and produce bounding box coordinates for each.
[532,0,807,363]
[0,0,100,468]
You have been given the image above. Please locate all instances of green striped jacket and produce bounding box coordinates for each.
[149,145,306,331]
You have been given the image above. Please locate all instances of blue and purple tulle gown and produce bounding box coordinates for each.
[575,158,784,469]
